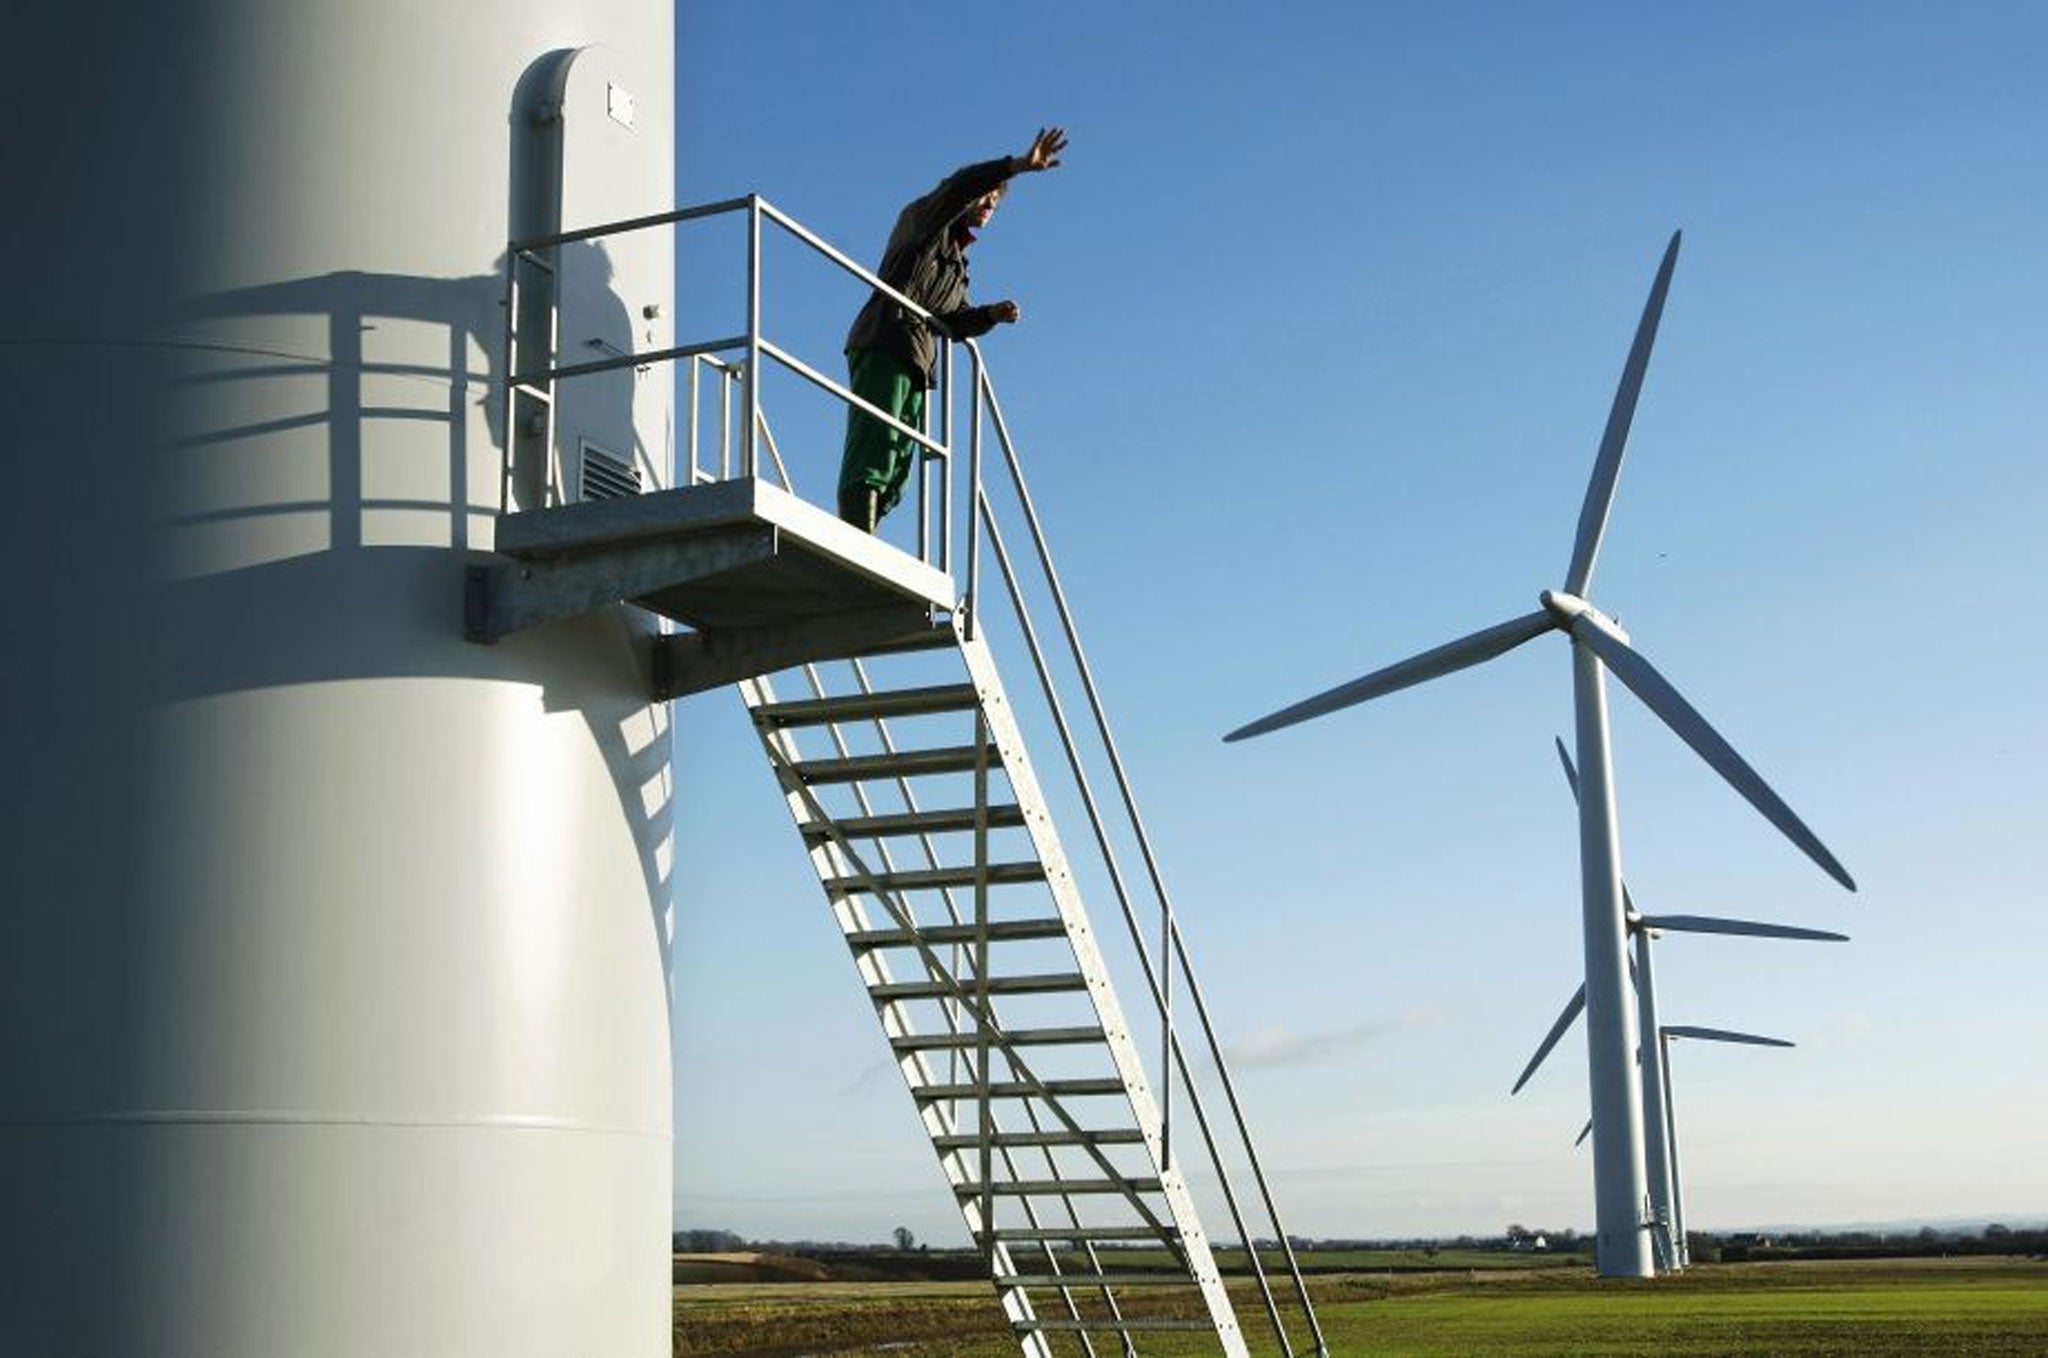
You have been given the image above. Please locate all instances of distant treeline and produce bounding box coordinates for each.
[672,1230,936,1256]
[1272,1224,1583,1254]
[672,1229,747,1252]
[680,1220,2046,1263]
[1698,1223,2047,1263]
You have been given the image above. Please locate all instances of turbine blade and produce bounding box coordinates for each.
[1555,736,1648,922]
[1225,610,1554,743]
[1637,914,1848,943]
[1554,736,1580,797]
[1663,1024,1794,1049]
[1564,230,1682,596]
[1511,984,1586,1094]
[1575,1118,1594,1147]
[1569,617,1857,891]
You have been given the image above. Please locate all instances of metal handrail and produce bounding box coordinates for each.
[962,344,1328,1357]
[511,192,1324,1355]
[746,433,1149,1349]
[511,194,754,251]
[505,192,959,532]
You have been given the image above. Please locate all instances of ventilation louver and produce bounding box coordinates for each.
[580,442,641,501]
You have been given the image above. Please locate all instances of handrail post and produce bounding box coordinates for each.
[1161,856,1174,1172]
[939,341,954,576]
[687,355,701,485]
[743,194,762,480]
[965,347,983,641]
[717,362,732,480]
[916,387,930,566]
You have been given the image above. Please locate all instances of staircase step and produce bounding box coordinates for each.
[934,1129,1147,1152]
[987,1225,1180,1244]
[803,803,1027,841]
[870,971,1085,1002]
[828,861,1045,895]
[754,683,981,728]
[854,624,958,658]
[957,1178,1164,1198]
[998,1272,1196,1289]
[747,630,1259,1350]
[846,917,1068,950]
[790,744,999,785]
[891,1025,1104,1052]
[914,1077,1126,1101]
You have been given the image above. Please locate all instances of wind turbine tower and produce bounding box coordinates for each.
[7,7,675,1353]
[1225,234,1856,1277]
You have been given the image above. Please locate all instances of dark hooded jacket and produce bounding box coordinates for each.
[844,156,1021,388]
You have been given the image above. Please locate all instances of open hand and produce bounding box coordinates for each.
[1021,126,1067,172]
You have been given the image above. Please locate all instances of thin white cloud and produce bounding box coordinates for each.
[1225,1006,1448,1070]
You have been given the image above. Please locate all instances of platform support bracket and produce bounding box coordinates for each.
[650,603,946,700]
[465,524,779,644]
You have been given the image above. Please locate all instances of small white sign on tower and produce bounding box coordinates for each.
[607,82,635,128]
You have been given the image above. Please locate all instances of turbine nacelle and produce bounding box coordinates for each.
[1537,589,1627,643]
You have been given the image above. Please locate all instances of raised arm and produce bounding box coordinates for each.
[895,127,1069,246]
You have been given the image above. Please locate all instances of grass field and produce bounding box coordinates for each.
[673,1256,2048,1356]
[1154,1246,1595,1274]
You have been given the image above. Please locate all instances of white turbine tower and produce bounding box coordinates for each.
[1561,1023,1796,1268]
[1657,1024,1797,1264]
[1224,232,1856,1276]
[1512,738,1849,1271]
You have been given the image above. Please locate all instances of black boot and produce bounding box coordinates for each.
[837,486,880,534]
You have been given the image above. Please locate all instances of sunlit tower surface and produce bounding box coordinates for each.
[6,6,676,1353]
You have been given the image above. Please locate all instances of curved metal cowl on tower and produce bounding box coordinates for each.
[3,6,675,1354]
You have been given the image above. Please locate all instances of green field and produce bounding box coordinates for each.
[673,1256,2048,1356]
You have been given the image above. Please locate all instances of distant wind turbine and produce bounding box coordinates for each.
[1564,1023,1798,1270]
[1658,1025,1796,1264]
[1513,905,1843,1272]
[1225,232,1856,1277]
[1510,739,1849,1271]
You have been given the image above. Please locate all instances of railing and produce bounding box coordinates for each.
[507,195,965,571]
[505,196,1326,1356]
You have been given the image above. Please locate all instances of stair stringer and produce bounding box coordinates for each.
[954,629,1248,1357]
[738,665,1057,1358]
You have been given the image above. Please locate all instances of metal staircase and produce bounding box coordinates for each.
[743,627,1243,1353]
[484,191,1328,1356]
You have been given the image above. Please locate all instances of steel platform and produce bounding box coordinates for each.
[467,477,957,696]
[469,477,953,637]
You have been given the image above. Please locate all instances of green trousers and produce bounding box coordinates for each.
[837,348,926,525]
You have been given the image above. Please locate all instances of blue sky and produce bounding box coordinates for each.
[666,2,2047,1243]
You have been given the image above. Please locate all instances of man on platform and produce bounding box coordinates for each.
[837,126,1068,532]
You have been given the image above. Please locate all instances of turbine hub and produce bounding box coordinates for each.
[1539,589,1590,624]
